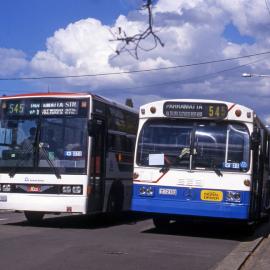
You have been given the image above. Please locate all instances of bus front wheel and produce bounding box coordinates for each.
[24,211,44,225]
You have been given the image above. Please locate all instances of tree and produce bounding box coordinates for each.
[110,0,164,59]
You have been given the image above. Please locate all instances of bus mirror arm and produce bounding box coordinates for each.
[251,131,260,150]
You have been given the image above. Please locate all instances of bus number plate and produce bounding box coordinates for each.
[201,190,223,202]
[0,195,7,202]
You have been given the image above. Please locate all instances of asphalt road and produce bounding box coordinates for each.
[0,212,261,270]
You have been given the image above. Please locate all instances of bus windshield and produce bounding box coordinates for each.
[136,119,250,172]
[0,98,88,174]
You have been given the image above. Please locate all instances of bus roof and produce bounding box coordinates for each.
[0,91,138,114]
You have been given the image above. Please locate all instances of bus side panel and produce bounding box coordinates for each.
[87,100,138,214]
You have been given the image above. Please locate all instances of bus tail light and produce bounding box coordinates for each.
[225,191,241,203]
[87,185,92,195]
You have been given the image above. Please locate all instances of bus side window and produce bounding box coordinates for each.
[260,129,267,160]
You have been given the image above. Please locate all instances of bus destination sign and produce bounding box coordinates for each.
[163,102,228,119]
[5,100,80,116]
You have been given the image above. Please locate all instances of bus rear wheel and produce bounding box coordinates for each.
[153,217,170,229]
[24,211,44,225]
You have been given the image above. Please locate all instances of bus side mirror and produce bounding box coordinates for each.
[87,120,95,137]
[251,131,260,150]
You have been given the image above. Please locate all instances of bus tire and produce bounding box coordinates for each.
[242,221,257,235]
[153,217,170,229]
[24,211,44,225]
[107,192,122,217]
[106,181,124,220]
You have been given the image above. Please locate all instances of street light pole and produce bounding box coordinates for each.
[242,73,270,78]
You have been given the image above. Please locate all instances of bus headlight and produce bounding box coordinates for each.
[226,191,241,203]
[72,186,82,194]
[139,186,154,197]
[62,186,72,194]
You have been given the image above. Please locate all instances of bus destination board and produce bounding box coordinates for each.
[163,102,228,119]
[5,100,80,116]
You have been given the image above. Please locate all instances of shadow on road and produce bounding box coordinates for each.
[142,217,270,242]
[4,212,148,230]
[4,211,270,242]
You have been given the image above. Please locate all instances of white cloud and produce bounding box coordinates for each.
[30,18,132,89]
[0,48,28,76]
[8,0,270,118]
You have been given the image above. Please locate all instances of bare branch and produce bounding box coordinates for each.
[109,0,164,59]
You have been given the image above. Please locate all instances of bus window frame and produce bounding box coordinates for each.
[136,118,251,173]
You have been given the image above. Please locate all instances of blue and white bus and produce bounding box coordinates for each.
[132,99,270,228]
[0,92,138,224]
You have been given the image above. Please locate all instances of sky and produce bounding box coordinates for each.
[1,0,270,122]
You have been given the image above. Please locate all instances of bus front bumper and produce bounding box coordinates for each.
[131,184,250,220]
[0,193,87,214]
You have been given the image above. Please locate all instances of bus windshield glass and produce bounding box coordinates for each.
[136,119,250,172]
[0,98,89,174]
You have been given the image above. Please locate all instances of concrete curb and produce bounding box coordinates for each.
[213,237,264,270]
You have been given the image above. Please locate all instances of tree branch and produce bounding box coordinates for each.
[109,0,164,59]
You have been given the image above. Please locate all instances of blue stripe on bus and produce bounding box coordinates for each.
[131,184,250,220]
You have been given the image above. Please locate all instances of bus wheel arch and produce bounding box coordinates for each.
[24,211,45,225]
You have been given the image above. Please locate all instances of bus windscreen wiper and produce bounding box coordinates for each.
[35,122,61,179]
[210,161,223,177]
[39,143,61,179]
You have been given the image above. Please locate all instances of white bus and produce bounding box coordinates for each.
[132,99,270,228]
[0,92,138,224]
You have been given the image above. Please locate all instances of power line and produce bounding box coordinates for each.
[119,56,268,91]
[0,51,270,81]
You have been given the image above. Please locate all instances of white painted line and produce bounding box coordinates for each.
[0,218,7,221]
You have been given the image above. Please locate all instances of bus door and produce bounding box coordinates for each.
[88,117,106,213]
[260,130,270,210]
[250,128,264,220]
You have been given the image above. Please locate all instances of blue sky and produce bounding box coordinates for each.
[0,0,133,57]
[1,0,270,122]
[0,1,252,57]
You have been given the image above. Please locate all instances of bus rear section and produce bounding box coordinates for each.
[132,100,270,227]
